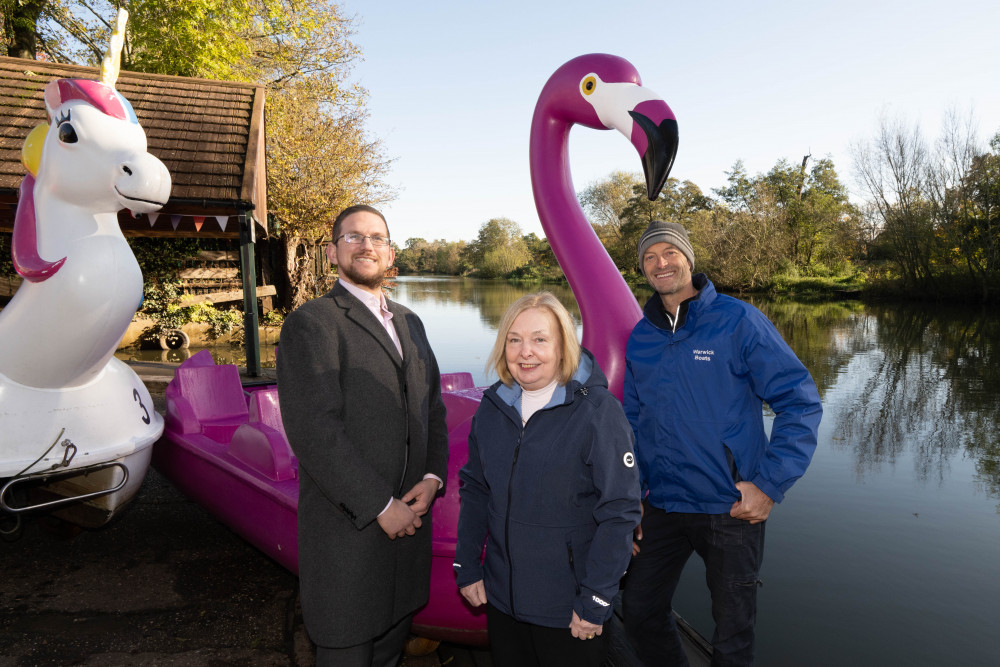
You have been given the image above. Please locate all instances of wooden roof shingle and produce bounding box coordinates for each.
[0,56,266,238]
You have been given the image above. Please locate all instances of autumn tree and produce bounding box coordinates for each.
[1,0,46,58]
[7,1,394,310]
[579,170,642,262]
[267,79,392,307]
[702,163,788,289]
[759,156,857,268]
[580,171,711,271]
[463,218,531,278]
[927,114,1000,301]
[395,238,467,275]
[852,117,940,289]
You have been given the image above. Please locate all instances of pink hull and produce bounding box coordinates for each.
[153,350,488,646]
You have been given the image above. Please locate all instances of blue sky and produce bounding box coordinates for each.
[337,0,1000,244]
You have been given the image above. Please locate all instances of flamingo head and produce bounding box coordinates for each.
[536,53,678,199]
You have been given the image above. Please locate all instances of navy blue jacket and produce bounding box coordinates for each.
[625,275,822,513]
[454,350,641,627]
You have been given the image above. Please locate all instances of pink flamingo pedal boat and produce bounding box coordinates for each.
[154,53,678,646]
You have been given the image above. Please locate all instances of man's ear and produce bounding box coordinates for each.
[325,242,337,266]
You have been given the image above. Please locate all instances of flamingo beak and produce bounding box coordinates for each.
[629,106,678,200]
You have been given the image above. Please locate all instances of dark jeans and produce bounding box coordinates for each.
[623,505,765,667]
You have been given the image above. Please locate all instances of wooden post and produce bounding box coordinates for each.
[239,212,262,377]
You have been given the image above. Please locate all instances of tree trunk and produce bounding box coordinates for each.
[5,0,45,59]
[275,233,315,312]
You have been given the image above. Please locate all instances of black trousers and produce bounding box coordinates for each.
[315,613,413,667]
[623,506,765,667]
[486,604,607,667]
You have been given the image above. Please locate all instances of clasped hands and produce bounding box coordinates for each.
[376,478,440,539]
[459,582,602,642]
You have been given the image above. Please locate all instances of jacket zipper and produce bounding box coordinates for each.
[504,427,523,614]
[567,542,580,595]
[496,384,587,617]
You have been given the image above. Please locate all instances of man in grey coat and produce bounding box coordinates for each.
[277,204,449,666]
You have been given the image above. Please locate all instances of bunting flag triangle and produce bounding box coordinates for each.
[148,212,159,227]
[216,215,229,232]
[170,214,181,230]
[193,215,205,232]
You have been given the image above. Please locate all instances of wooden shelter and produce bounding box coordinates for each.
[0,57,268,374]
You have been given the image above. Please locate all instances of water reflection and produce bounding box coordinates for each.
[116,277,1000,662]
[390,277,584,385]
[389,276,583,328]
[756,299,1000,506]
[116,343,278,368]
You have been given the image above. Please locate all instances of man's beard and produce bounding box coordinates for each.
[340,259,385,289]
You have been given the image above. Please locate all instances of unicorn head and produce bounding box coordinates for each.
[14,75,171,282]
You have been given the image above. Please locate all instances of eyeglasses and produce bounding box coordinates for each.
[336,233,391,247]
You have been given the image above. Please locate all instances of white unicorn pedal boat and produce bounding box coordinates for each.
[0,11,171,528]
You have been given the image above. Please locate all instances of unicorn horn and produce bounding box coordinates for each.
[100,8,128,88]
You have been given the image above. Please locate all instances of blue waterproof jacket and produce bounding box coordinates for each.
[454,350,641,627]
[624,275,822,513]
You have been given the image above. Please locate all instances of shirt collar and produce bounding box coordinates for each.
[339,278,390,314]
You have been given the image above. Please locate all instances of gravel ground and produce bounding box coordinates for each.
[0,369,487,667]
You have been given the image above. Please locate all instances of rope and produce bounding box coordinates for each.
[10,428,68,479]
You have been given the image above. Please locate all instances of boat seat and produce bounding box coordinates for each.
[175,364,249,443]
[229,388,296,482]
[248,387,285,432]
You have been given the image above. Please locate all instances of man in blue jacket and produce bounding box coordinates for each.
[622,220,822,666]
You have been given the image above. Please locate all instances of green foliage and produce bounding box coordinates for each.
[0,232,12,276]
[8,1,394,311]
[127,237,201,280]
[260,308,285,327]
[137,278,187,329]
[853,113,1000,302]
[138,280,243,339]
[582,160,863,296]
[189,302,243,339]
[395,238,465,275]
[580,172,711,271]
[463,218,531,278]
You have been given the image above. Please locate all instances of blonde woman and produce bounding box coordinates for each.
[454,292,641,667]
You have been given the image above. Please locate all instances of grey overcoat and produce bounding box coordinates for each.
[276,282,449,647]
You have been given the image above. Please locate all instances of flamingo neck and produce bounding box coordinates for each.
[529,112,643,399]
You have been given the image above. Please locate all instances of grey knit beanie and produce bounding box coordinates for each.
[637,220,695,269]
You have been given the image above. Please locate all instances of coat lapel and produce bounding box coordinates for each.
[331,283,403,366]
[388,301,417,372]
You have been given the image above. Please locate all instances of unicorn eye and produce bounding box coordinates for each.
[58,123,78,144]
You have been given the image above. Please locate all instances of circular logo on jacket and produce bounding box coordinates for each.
[623,452,635,468]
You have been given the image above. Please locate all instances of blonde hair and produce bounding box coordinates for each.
[487,292,581,387]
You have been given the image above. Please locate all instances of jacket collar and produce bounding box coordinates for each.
[642,273,714,333]
[491,348,602,421]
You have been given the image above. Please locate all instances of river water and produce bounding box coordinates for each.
[389,276,1000,666]
[120,275,1000,664]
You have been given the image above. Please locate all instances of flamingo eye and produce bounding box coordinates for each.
[581,76,597,95]
[58,123,78,144]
